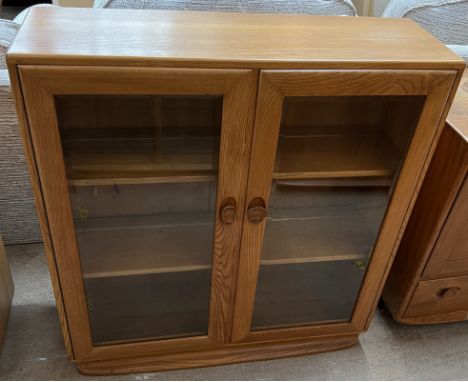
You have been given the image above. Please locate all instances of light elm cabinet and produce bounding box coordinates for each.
[7,6,464,375]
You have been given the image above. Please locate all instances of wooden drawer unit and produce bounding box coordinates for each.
[7,7,464,374]
[405,276,468,322]
[383,70,468,324]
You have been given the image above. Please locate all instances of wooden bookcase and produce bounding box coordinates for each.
[7,7,464,374]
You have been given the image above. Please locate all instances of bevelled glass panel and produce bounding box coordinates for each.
[251,95,425,330]
[55,94,222,344]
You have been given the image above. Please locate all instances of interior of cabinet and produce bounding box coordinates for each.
[72,183,388,279]
[85,270,211,344]
[250,95,426,330]
[57,95,425,187]
[56,95,222,186]
[57,93,426,281]
[56,93,426,343]
[86,259,368,345]
[251,260,368,329]
[57,94,224,344]
[275,96,425,185]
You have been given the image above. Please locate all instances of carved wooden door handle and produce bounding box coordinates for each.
[247,197,267,224]
[219,197,236,224]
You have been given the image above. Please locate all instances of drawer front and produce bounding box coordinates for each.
[405,276,468,321]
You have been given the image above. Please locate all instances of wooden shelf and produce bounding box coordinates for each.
[262,212,381,265]
[78,196,386,279]
[66,130,400,186]
[275,177,392,188]
[66,132,399,186]
[274,133,400,181]
[68,171,216,187]
[65,137,219,186]
[77,213,215,279]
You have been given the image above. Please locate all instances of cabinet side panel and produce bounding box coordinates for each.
[7,63,75,360]
[423,176,468,278]
[383,124,467,320]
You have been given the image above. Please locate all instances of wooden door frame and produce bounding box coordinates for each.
[18,65,257,361]
[232,69,458,342]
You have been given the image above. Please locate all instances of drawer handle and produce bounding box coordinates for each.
[437,287,461,299]
[219,198,236,225]
[247,197,267,224]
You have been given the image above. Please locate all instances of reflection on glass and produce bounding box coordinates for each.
[56,94,223,344]
[251,96,425,330]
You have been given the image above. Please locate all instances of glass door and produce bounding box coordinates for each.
[251,94,424,329]
[19,67,256,356]
[58,94,223,344]
[232,69,456,341]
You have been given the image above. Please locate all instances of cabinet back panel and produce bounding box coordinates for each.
[252,261,366,330]
[70,182,216,217]
[56,95,223,185]
[275,96,426,181]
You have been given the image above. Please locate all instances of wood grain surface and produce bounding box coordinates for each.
[422,178,468,278]
[7,7,464,70]
[7,63,75,360]
[17,65,256,357]
[7,7,465,372]
[232,69,457,341]
[447,70,468,139]
[383,70,467,324]
[405,275,468,321]
[77,334,358,375]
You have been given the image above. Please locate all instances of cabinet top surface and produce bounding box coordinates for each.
[7,7,464,69]
[448,69,468,141]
